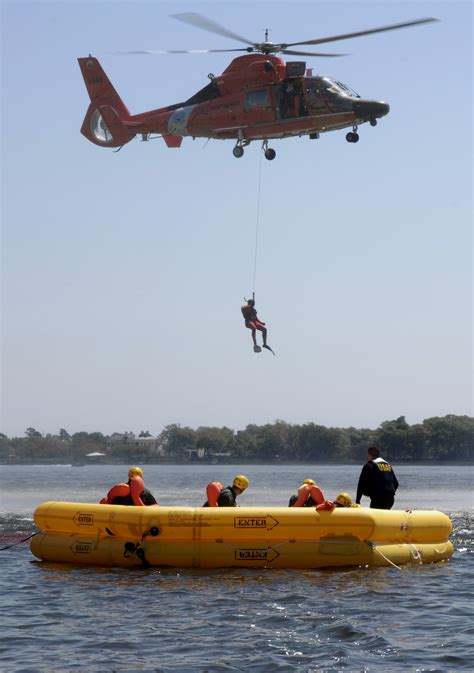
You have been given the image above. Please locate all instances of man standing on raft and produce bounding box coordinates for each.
[241,294,275,355]
[356,445,399,509]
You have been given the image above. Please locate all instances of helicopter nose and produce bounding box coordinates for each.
[353,100,390,119]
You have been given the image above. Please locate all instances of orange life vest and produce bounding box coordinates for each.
[206,481,224,507]
[315,500,337,511]
[292,483,325,507]
[100,476,146,506]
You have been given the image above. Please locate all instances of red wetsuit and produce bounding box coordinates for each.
[241,303,266,332]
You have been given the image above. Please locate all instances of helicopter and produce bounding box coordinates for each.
[78,12,438,160]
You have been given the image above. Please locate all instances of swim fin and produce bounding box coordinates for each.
[262,345,276,355]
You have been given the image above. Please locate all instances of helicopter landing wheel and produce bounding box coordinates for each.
[261,140,276,160]
[233,145,244,158]
[346,132,359,143]
[370,119,377,127]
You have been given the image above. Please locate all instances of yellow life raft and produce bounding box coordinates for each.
[31,502,453,569]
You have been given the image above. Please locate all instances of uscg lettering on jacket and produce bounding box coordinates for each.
[70,541,93,554]
[234,547,280,562]
[376,463,393,472]
[73,512,94,526]
[234,515,279,531]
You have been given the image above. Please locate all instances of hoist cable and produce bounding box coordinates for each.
[252,151,263,294]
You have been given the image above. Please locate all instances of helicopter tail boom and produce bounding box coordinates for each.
[78,56,135,147]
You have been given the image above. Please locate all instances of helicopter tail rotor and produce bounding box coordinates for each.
[78,57,135,148]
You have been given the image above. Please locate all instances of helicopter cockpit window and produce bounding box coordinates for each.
[319,77,360,111]
[334,80,360,98]
[320,77,360,99]
[246,90,269,109]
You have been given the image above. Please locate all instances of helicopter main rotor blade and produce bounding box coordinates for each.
[118,48,249,55]
[284,17,439,48]
[281,49,346,57]
[171,12,255,47]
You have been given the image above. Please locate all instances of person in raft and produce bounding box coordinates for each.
[356,444,399,509]
[288,479,325,507]
[203,475,249,507]
[100,466,158,506]
[333,492,361,508]
[312,491,362,511]
[241,295,274,354]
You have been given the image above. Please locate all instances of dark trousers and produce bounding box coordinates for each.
[370,495,395,510]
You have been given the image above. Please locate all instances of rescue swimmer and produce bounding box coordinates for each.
[333,492,360,508]
[241,294,274,355]
[100,466,158,506]
[203,475,249,506]
[316,492,362,510]
[288,479,325,507]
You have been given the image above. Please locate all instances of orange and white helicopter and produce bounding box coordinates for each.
[78,13,437,160]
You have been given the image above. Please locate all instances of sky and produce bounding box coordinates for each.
[1,0,472,438]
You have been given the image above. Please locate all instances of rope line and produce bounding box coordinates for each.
[367,541,403,570]
[407,543,423,564]
[252,151,263,294]
[0,532,38,551]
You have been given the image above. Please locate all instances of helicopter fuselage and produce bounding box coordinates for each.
[79,54,389,154]
[133,55,389,140]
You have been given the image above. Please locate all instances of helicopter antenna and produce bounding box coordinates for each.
[264,28,270,42]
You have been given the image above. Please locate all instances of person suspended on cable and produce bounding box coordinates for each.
[241,294,275,354]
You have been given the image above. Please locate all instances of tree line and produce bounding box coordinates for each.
[0,415,472,464]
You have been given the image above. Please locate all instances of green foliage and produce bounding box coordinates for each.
[1,415,472,464]
[2,430,106,463]
[422,415,473,460]
[25,427,42,438]
[159,424,196,459]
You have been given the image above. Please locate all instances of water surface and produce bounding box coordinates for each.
[0,464,472,672]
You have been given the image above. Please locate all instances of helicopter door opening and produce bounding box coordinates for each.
[89,108,113,144]
[278,79,308,120]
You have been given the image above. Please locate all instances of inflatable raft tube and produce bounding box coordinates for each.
[31,503,453,569]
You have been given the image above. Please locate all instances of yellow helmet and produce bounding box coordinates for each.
[335,492,352,507]
[233,475,249,491]
[128,466,143,479]
[302,479,316,486]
